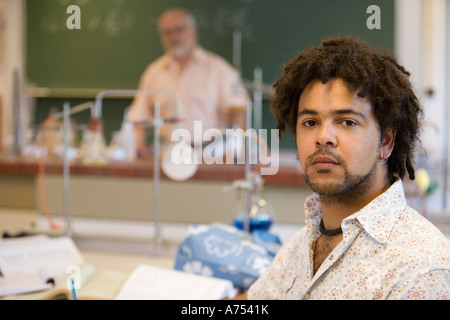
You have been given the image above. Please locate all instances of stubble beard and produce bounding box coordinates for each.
[303,151,379,205]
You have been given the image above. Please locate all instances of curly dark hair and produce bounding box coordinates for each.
[271,36,423,180]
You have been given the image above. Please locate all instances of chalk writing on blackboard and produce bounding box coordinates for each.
[212,6,255,41]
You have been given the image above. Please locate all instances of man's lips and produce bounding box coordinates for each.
[311,156,339,164]
[310,155,339,171]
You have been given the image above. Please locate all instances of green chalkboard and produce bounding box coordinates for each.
[27,0,394,149]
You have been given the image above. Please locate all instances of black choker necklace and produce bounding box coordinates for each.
[319,219,342,236]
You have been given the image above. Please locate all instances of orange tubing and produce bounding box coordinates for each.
[38,115,62,231]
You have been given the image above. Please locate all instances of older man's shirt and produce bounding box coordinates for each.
[247,180,450,299]
[128,46,239,139]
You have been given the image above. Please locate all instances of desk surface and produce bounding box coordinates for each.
[0,151,306,187]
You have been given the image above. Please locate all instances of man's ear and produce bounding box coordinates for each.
[380,127,396,160]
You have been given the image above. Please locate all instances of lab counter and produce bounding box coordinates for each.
[0,151,311,226]
[0,152,306,186]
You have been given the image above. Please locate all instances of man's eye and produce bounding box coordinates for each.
[302,120,317,127]
[341,120,357,127]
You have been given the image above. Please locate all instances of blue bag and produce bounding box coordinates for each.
[174,224,281,290]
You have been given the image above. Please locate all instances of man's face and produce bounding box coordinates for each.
[158,11,197,59]
[296,78,386,201]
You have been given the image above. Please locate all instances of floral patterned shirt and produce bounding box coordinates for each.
[247,179,450,299]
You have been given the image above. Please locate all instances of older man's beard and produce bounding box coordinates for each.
[168,40,195,59]
[303,150,379,205]
[171,46,190,58]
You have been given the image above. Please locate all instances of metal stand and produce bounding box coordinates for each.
[59,101,94,236]
[94,90,181,246]
[153,101,163,245]
[243,100,253,234]
[253,67,263,133]
[62,102,72,237]
[225,70,270,235]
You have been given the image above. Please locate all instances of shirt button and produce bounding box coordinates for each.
[329,254,334,260]
[304,293,310,300]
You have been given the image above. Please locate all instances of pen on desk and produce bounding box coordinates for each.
[71,278,77,300]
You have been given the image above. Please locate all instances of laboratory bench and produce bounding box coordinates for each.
[0,151,312,226]
[0,151,306,186]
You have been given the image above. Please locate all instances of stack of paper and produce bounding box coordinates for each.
[115,264,237,300]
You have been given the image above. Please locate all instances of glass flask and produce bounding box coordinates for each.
[232,174,275,232]
[81,117,108,166]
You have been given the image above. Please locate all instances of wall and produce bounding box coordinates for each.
[395,0,450,214]
[0,0,26,154]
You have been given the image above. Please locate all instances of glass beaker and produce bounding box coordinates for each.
[81,117,108,166]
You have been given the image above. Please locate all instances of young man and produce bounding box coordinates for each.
[244,37,450,299]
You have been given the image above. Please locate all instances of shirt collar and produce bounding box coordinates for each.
[304,179,407,244]
[162,46,206,68]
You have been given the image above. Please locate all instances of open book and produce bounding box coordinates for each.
[0,235,84,298]
[1,235,236,300]
[115,264,237,300]
[0,235,127,300]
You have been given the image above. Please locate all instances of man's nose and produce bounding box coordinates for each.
[316,122,337,147]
